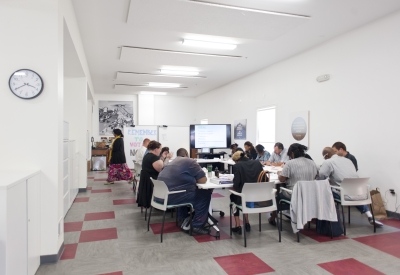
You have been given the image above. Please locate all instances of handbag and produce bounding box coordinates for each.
[370,188,387,219]
[253,170,271,208]
[316,204,344,237]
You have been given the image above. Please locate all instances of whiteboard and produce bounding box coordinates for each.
[158,126,190,158]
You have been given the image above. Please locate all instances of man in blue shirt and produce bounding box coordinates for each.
[158,148,211,234]
[332,142,358,171]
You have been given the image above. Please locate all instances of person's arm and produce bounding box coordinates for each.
[278,163,290,182]
[197,177,207,183]
[317,161,332,180]
[188,159,207,184]
[352,156,358,172]
[152,159,164,172]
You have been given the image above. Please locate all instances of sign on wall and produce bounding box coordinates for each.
[290,111,309,147]
[99,101,134,135]
[124,126,158,169]
[234,119,247,140]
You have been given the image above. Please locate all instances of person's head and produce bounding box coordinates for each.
[287,143,308,159]
[332,142,347,156]
[273,142,284,154]
[322,147,335,160]
[143,138,150,147]
[232,151,247,163]
[160,147,169,156]
[113,129,124,137]
[176,148,189,157]
[255,144,265,154]
[147,140,162,155]
[244,141,254,152]
[230,143,238,153]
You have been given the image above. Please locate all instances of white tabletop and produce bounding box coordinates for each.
[0,170,41,190]
[196,158,223,163]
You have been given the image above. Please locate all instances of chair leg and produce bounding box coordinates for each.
[145,207,148,221]
[160,210,166,243]
[370,204,376,233]
[308,221,311,229]
[147,206,153,231]
[189,206,193,236]
[348,206,350,224]
[297,232,300,243]
[259,213,261,232]
[171,208,174,218]
[230,204,232,236]
[329,221,333,239]
[277,211,281,243]
[175,207,178,227]
[341,204,346,236]
[243,212,247,247]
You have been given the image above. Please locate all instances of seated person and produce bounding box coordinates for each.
[157,148,211,235]
[265,142,290,166]
[229,143,243,157]
[244,141,258,160]
[318,147,382,227]
[159,146,173,162]
[230,151,264,235]
[332,141,358,171]
[269,143,318,225]
[255,144,271,164]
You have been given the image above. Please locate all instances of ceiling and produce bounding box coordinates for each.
[71,0,400,97]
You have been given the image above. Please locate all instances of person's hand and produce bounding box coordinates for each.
[280,163,285,168]
[277,171,281,176]
[167,152,173,159]
[161,151,168,159]
[266,161,271,166]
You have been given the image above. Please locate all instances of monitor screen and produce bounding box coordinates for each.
[190,124,231,149]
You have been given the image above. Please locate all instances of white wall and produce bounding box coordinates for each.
[0,0,63,255]
[196,10,400,212]
[64,77,88,189]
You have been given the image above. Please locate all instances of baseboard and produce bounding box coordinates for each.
[40,242,64,264]
[78,188,87,193]
[386,210,400,219]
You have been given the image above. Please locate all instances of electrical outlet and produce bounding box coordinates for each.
[390,189,396,195]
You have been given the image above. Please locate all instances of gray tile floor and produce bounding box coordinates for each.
[36,171,400,275]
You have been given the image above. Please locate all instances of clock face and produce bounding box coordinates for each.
[9,69,44,99]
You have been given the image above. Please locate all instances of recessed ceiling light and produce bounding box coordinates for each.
[140,91,167,95]
[160,69,199,76]
[184,0,310,18]
[148,82,181,88]
[182,39,237,50]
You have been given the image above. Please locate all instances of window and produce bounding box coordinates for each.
[257,106,276,154]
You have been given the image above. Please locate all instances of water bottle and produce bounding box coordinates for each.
[215,167,219,178]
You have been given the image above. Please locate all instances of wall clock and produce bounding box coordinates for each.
[9,69,44,99]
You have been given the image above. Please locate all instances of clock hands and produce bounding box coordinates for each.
[15,83,27,90]
[27,84,38,89]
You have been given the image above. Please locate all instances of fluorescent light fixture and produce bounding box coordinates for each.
[182,39,237,50]
[185,0,310,18]
[160,69,199,76]
[118,71,206,79]
[140,91,167,95]
[14,72,26,76]
[148,82,180,88]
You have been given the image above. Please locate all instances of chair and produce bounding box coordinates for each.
[229,182,278,247]
[147,178,194,242]
[279,180,337,242]
[132,160,142,194]
[331,177,375,235]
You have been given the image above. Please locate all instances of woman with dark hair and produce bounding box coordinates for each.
[230,151,264,235]
[137,140,172,209]
[255,144,271,164]
[268,143,318,225]
[105,128,133,185]
[160,147,173,161]
[244,141,257,160]
[229,143,243,157]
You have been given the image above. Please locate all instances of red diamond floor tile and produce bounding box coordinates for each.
[113,199,136,205]
[299,227,348,242]
[150,221,182,234]
[74,197,90,203]
[87,187,93,190]
[212,193,224,198]
[353,231,400,259]
[380,219,400,229]
[318,258,385,275]
[98,272,123,275]
[91,189,112,193]
[193,228,231,243]
[64,221,83,232]
[79,228,118,243]
[60,243,78,260]
[84,211,115,221]
[214,252,274,275]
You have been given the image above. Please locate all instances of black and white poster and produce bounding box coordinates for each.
[234,119,247,140]
[99,101,134,135]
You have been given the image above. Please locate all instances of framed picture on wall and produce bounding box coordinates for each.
[290,111,309,147]
[99,101,134,135]
[234,119,247,140]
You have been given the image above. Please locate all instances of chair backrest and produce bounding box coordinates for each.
[150,178,169,210]
[340,177,370,197]
[241,182,277,213]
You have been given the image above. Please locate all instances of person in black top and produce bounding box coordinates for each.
[105,129,133,185]
[229,143,243,157]
[230,151,264,235]
[137,140,172,208]
[244,141,258,160]
[332,142,358,171]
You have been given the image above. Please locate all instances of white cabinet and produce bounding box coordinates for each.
[0,171,41,275]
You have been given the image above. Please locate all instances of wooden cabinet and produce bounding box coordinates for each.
[0,171,41,275]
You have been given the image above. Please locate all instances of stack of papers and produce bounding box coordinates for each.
[210,174,234,184]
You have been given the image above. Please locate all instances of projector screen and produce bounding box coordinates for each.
[190,124,231,149]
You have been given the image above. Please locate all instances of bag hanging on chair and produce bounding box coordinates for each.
[254,170,271,208]
[370,188,387,219]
